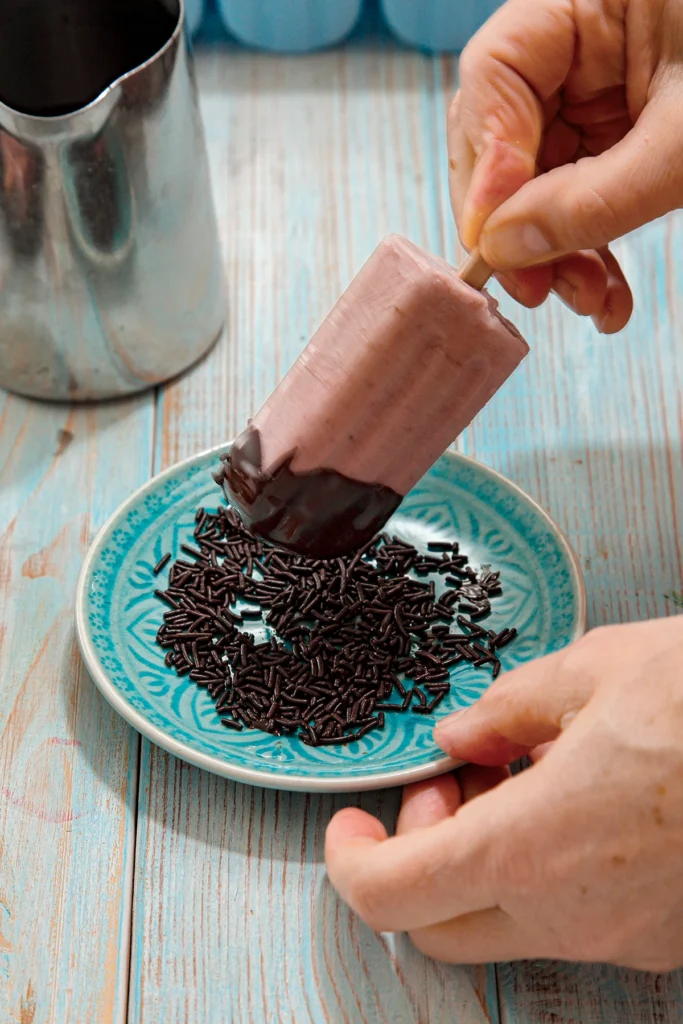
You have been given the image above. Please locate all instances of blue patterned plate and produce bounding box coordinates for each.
[76,446,585,792]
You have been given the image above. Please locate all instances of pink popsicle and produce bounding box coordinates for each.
[217,235,529,556]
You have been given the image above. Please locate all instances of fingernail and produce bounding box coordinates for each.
[460,203,488,251]
[434,708,468,745]
[591,312,609,334]
[495,272,523,302]
[553,278,579,313]
[481,223,553,268]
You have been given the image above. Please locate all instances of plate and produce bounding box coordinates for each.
[76,446,585,792]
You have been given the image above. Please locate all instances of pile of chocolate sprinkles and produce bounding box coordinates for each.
[153,506,517,747]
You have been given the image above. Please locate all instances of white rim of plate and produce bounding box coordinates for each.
[75,444,587,793]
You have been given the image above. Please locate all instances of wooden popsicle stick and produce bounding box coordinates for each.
[458,248,493,291]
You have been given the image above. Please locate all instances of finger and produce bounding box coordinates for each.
[552,250,608,317]
[326,805,389,846]
[538,114,581,171]
[561,86,635,156]
[448,91,476,229]
[396,774,462,834]
[410,907,540,964]
[456,136,537,252]
[326,793,509,931]
[433,642,597,765]
[496,248,632,324]
[538,87,633,171]
[479,92,683,269]
[592,246,633,334]
[457,763,510,803]
[495,266,554,308]
[448,0,576,246]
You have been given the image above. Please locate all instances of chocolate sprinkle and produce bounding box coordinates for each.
[153,552,172,575]
[153,504,518,747]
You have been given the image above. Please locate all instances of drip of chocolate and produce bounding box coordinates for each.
[215,426,402,558]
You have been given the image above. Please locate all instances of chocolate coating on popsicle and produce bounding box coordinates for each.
[216,427,402,558]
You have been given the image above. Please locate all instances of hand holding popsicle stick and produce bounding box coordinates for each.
[448,0,683,333]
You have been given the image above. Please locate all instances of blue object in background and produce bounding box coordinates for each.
[216,0,363,51]
[184,0,204,35]
[381,0,503,52]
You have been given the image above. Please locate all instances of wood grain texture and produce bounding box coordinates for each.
[129,42,498,1024]
[0,393,154,1023]
[497,962,683,1024]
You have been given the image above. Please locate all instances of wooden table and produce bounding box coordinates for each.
[1,38,682,1024]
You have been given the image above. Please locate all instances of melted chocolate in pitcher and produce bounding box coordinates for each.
[0,0,178,116]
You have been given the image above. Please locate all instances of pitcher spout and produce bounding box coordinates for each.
[0,0,182,135]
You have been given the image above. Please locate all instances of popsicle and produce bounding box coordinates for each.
[216,235,528,557]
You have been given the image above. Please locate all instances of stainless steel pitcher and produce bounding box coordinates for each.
[0,0,226,400]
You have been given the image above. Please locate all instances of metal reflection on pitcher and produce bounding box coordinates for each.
[0,0,225,401]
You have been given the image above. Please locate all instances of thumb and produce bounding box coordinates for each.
[434,645,596,765]
[479,91,683,269]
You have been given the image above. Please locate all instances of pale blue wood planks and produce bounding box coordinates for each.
[498,961,683,1024]
[0,394,154,1022]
